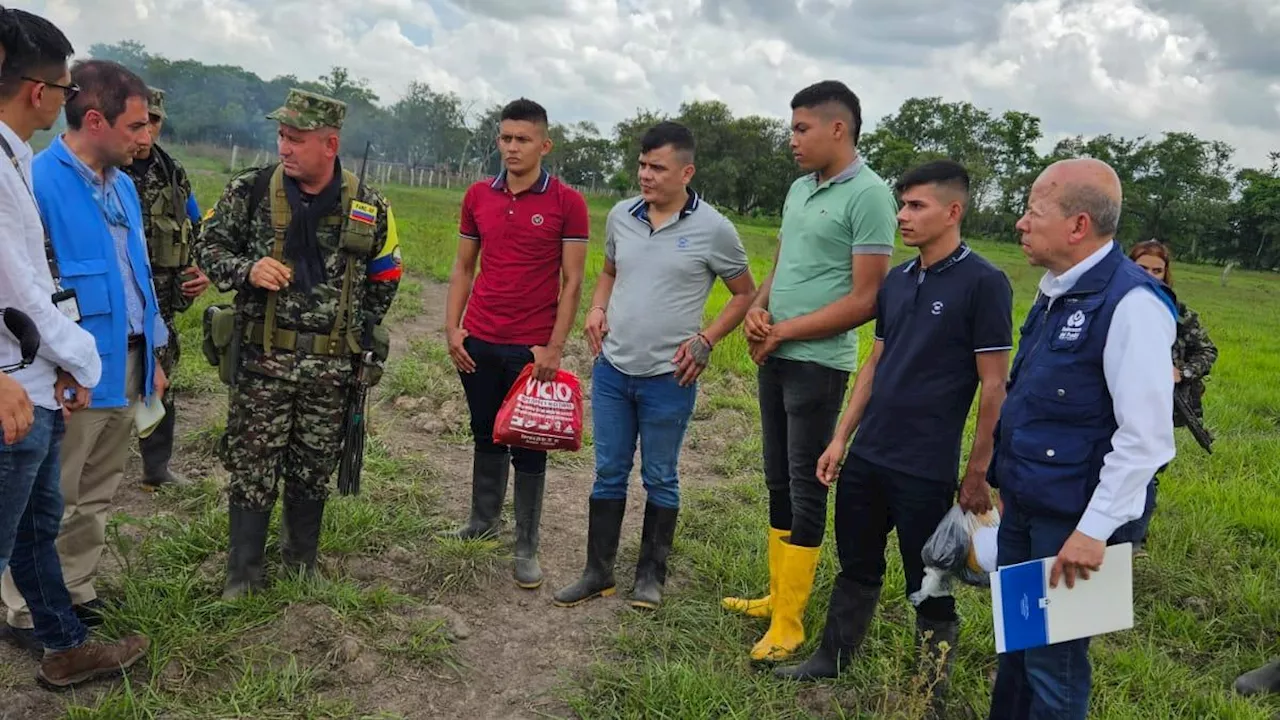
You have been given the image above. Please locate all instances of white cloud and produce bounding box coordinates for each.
[34,0,1280,168]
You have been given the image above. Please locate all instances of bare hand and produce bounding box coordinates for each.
[816,440,846,487]
[249,257,292,291]
[0,374,34,445]
[672,334,712,387]
[180,265,211,298]
[1049,531,1105,589]
[154,363,169,401]
[447,327,476,374]
[1173,366,1183,383]
[957,468,994,515]
[749,333,782,366]
[55,369,90,413]
[531,345,562,382]
[584,307,609,357]
[743,307,771,343]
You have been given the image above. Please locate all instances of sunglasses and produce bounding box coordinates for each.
[23,76,79,103]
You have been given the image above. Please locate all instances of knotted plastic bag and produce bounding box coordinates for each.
[909,504,1000,607]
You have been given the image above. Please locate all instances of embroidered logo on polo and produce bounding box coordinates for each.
[1058,310,1088,342]
[531,214,544,226]
[677,237,690,250]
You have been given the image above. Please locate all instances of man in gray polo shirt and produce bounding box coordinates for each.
[553,121,755,610]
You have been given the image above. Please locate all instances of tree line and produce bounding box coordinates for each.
[89,41,1280,270]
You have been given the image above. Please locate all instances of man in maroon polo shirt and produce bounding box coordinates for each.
[443,98,590,591]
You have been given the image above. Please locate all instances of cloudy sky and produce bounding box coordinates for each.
[31,0,1280,169]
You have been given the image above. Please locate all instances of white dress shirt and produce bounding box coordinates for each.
[0,120,101,411]
[1036,240,1177,541]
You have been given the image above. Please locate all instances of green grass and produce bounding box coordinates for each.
[49,149,1280,718]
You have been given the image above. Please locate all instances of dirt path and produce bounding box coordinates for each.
[0,275,754,720]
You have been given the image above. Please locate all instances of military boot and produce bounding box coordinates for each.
[512,470,545,589]
[444,451,509,540]
[630,503,679,610]
[222,505,272,600]
[280,495,326,577]
[553,498,626,607]
[775,577,880,681]
[1235,659,1280,697]
[915,614,960,720]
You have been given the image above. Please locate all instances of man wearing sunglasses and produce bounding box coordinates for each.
[0,10,151,688]
[0,58,167,669]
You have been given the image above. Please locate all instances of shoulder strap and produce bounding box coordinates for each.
[330,169,365,353]
[261,164,289,353]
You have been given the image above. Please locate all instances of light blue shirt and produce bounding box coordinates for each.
[65,149,158,340]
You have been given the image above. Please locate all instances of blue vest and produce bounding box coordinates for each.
[33,136,163,409]
[990,243,1176,519]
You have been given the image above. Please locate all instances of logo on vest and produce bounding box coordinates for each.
[931,301,944,316]
[1058,310,1087,342]
[531,214,545,226]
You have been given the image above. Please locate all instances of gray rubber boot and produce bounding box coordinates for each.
[512,471,545,589]
[774,577,880,681]
[916,614,960,720]
[222,505,272,600]
[629,503,678,610]
[280,495,326,577]
[553,498,626,607]
[1235,659,1280,697]
[445,451,509,540]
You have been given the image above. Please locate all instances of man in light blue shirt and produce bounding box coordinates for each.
[0,59,168,644]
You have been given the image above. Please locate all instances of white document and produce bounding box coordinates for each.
[991,542,1134,654]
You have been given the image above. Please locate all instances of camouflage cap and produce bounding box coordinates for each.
[147,87,166,119]
[266,88,346,131]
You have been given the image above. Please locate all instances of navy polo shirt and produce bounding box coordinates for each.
[849,243,1014,483]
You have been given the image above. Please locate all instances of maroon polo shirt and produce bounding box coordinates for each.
[459,169,590,347]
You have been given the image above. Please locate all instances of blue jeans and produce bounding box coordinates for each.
[590,357,697,509]
[0,407,87,651]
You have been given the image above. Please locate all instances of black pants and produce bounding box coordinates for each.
[458,336,546,474]
[835,454,957,623]
[139,322,179,480]
[758,356,849,548]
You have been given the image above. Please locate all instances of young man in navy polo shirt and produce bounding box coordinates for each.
[443,98,590,591]
[774,161,1013,718]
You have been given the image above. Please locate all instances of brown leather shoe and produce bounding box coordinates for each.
[37,634,150,688]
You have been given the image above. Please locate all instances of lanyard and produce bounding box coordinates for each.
[0,132,63,289]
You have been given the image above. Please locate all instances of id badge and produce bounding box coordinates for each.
[52,288,81,323]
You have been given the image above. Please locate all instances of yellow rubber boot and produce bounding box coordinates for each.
[750,539,821,662]
[722,527,788,618]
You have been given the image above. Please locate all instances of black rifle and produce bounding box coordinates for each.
[1174,385,1213,454]
[337,141,375,496]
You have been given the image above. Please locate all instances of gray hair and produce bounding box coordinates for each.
[1057,181,1121,237]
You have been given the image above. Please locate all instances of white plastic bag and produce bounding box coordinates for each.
[908,504,1000,607]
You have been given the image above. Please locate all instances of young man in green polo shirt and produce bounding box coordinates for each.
[724,80,897,662]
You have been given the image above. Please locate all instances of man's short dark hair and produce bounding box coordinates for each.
[640,121,696,164]
[0,5,74,102]
[500,97,548,127]
[64,59,149,130]
[790,80,863,145]
[895,160,971,207]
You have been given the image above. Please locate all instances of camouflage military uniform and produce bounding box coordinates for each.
[194,89,400,597]
[1173,300,1217,423]
[124,87,200,486]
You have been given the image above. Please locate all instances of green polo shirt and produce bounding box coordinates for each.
[768,158,897,371]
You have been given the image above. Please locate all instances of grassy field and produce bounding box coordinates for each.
[15,156,1280,719]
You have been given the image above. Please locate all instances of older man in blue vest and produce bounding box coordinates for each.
[987,158,1177,720]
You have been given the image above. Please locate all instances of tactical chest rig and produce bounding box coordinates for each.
[146,150,193,274]
[204,163,388,385]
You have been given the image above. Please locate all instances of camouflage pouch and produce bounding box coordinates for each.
[365,323,390,387]
[202,304,241,385]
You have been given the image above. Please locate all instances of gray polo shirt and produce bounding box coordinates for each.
[602,190,749,378]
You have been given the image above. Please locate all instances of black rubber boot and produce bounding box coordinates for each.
[512,471,545,589]
[915,614,960,720]
[774,577,880,681]
[280,495,326,577]
[445,451,509,540]
[553,498,626,607]
[1235,659,1280,697]
[140,393,190,489]
[222,505,272,600]
[630,503,679,610]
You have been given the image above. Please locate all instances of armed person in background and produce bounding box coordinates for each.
[443,98,589,590]
[195,89,400,600]
[725,80,896,663]
[124,86,210,489]
[1115,239,1218,557]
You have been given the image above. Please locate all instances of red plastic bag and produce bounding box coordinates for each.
[493,363,583,452]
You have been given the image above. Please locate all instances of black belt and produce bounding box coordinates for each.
[128,334,145,348]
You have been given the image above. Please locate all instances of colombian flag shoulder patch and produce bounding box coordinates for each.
[349,200,378,225]
[367,207,401,283]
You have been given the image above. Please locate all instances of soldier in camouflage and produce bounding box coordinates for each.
[125,86,211,489]
[1119,240,1219,556]
[194,89,401,599]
